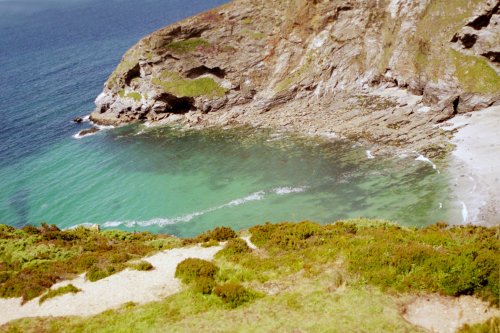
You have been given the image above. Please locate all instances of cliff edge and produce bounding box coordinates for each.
[90,0,500,156]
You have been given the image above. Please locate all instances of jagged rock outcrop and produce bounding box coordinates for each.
[91,0,500,156]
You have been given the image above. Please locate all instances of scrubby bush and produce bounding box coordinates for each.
[39,284,80,304]
[248,221,499,305]
[192,277,217,294]
[209,227,238,241]
[21,225,39,235]
[0,271,10,283]
[86,266,117,282]
[0,224,177,301]
[201,239,219,248]
[175,258,220,294]
[218,238,251,257]
[186,226,237,244]
[129,260,153,271]
[175,258,218,284]
[250,221,322,250]
[214,283,254,308]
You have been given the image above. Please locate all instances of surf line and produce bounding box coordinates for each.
[94,187,308,228]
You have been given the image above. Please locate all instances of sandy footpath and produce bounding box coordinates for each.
[404,295,500,333]
[0,244,222,325]
[444,105,500,225]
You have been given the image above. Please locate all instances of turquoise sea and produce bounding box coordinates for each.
[0,0,456,237]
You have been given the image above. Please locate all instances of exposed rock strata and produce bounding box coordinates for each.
[91,0,500,156]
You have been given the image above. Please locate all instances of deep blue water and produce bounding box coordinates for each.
[0,0,457,237]
[0,0,228,167]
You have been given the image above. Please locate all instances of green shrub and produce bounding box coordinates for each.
[110,252,131,264]
[214,283,254,308]
[192,277,217,294]
[21,225,39,235]
[250,221,322,250]
[0,271,10,283]
[248,221,499,305]
[218,238,251,257]
[86,266,117,282]
[39,284,80,304]
[129,260,153,271]
[175,258,218,284]
[201,239,220,248]
[187,226,237,244]
[0,224,175,300]
[210,227,237,241]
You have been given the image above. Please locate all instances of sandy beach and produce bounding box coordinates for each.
[445,105,500,225]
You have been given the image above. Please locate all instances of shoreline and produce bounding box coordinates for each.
[443,105,500,226]
[77,102,499,227]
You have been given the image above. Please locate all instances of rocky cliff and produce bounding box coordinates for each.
[90,0,500,156]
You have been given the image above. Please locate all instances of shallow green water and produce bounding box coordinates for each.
[0,125,452,237]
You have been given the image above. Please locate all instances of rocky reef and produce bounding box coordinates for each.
[91,0,500,156]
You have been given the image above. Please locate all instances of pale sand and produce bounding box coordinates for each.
[0,244,222,325]
[403,295,500,333]
[444,105,500,225]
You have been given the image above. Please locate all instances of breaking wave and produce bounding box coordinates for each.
[95,187,307,228]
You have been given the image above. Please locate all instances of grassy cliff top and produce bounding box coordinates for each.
[0,220,499,332]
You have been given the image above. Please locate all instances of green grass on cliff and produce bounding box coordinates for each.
[166,38,210,54]
[451,49,500,94]
[38,284,80,304]
[411,0,498,93]
[1,220,498,332]
[152,76,228,98]
[118,90,142,101]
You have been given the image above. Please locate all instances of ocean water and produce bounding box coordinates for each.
[0,0,454,237]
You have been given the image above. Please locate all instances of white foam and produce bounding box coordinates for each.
[366,150,375,159]
[64,223,98,230]
[102,221,123,228]
[415,154,437,170]
[222,191,266,207]
[460,201,468,223]
[83,187,309,229]
[98,191,267,228]
[72,130,98,140]
[95,124,115,130]
[273,187,307,195]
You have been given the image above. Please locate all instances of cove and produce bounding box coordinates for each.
[0,125,453,238]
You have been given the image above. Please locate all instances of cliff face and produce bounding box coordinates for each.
[90,0,500,156]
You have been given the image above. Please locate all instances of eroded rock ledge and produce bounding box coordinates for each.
[91,0,500,157]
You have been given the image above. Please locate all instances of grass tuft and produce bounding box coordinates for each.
[39,284,80,304]
[129,260,154,271]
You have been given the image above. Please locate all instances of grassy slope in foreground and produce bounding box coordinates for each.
[0,220,499,332]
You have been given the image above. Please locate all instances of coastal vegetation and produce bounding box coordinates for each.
[0,220,498,332]
[0,223,180,303]
[151,75,227,98]
[166,38,210,54]
[118,90,142,102]
[38,284,80,304]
